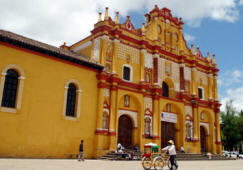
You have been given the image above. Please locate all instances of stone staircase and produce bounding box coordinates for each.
[99,150,235,161]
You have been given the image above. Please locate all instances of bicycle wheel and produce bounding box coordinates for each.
[153,156,165,170]
[142,157,152,170]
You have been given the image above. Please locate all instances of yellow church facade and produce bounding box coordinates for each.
[0,5,222,158]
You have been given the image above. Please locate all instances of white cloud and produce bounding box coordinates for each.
[240,0,243,5]
[146,0,239,27]
[218,69,243,87]
[0,0,241,46]
[220,86,243,112]
[184,34,195,42]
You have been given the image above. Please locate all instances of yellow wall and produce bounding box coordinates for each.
[0,44,99,158]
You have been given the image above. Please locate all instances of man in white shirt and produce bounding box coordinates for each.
[162,140,178,170]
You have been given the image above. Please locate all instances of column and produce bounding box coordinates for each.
[153,54,159,85]
[213,75,218,100]
[192,104,199,141]
[208,73,213,100]
[94,79,106,157]
[100,35,109,66]
[179,64,185,91]
[109,83,118,150]
[191,67,197,95]
[140,49,146,81]
[111,39,119,74]
[152,97,159,139]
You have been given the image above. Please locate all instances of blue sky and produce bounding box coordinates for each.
[0,0,243,111]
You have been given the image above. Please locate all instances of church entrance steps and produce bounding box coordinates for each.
[99,150,235,161]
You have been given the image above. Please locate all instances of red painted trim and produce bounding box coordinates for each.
[98,82,109,88]
[108,131,116,136]
[0,42,99,73]
[152,136,160,140]
[95,129,108,135]
[153,57,158,83]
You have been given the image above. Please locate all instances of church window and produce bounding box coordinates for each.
[144,117,151,135]
[198,87,204,100]
[66,83,77,117]
[123,65,132,81]
[162,81,169,97]
[1,69,18,108]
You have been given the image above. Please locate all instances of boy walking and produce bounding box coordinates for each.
[78,140,84,161]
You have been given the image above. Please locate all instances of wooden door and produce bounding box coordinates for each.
[161,121,175,148]
[118,115,133,149]
[200,126,206,153]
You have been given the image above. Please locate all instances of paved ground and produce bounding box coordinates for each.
[0,159,243,170]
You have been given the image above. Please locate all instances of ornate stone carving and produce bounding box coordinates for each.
[93,39,100,62]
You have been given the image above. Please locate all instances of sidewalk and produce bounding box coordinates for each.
[0,159,242,170]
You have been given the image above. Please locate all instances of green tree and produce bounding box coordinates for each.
[220,100,241,151]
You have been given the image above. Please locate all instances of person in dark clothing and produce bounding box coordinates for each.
[78,140,84,161]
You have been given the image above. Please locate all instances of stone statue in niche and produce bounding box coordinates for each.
[124,95,130,107]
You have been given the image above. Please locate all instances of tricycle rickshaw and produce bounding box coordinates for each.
[141,143,164,170]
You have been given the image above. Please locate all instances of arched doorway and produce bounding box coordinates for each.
[161,121,176,148]
[200,126,207,153]
[118,115,133,149]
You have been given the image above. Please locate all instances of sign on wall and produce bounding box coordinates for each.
[161,112,177,123]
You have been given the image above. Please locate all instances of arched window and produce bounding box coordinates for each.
[66,83,77,117]
[162,81,169,97]
[1,69,19,108]
[144,117,151,135]
[123,66,131,81]
[102,112,108,129]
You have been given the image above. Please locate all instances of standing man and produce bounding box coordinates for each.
[162,140,178,170]
[78,140,84,161]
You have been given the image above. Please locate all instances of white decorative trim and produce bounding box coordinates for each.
[113,39,120,43]
[63,79,82,120]
[153,54,159,58]
[93,39,100,62]
[118,109,137,127]
[0,107,17,113]
[200,122,209,135]
[122,64,133,82]
[72,41,92,52]
[103,108,109,115]
[0,64,25,112]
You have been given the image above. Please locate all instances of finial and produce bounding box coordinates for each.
[127,16,130,20]
[115,11,119,24]
[191,44,194,54]
[141,23,146,34]
[98,12,102,22]
[213,54,216,64]
[154,4,159,9]
[105,7,109,20]
[197,46,200,51]
[207,52,211,62]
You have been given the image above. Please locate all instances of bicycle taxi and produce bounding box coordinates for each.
[141,143,164,170]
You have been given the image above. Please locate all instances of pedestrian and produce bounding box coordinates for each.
[78,140,84,161]
[162,140,178,170]
[180,146,185,153]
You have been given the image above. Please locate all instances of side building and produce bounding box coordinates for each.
[0,5,222,158]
